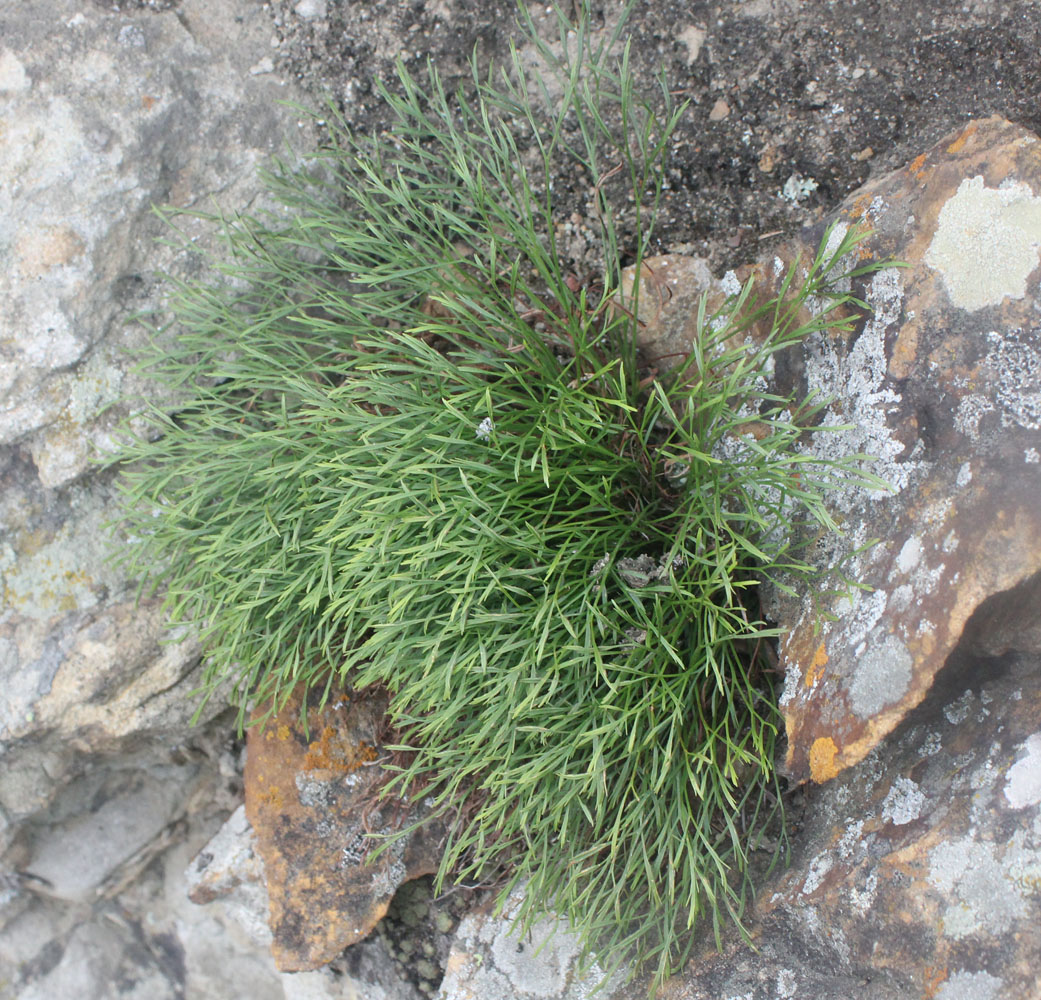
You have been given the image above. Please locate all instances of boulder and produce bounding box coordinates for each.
[437,887,625,1000]
[0,0,307,814]
[0,0,303,488]
[665,638,1041,1000]
[626,115,1041,787]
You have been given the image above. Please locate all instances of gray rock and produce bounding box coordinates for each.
[666,645,1041,1000]
[437,887,627,1000]
[0,0,306,489]
[185,803,271,946]
[23,769,189,903]
[0,0,308,820]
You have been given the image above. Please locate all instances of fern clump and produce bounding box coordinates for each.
[115,4,887,990]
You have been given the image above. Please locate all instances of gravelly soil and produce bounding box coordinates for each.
[261,0,1041,272]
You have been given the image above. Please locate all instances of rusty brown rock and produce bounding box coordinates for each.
[617,253,716,366]
[243,685,445,972]
[627,115,1041,786]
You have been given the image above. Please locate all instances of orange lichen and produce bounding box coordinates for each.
[804,642,829,688]
[946,122,977,154]
[302,725,378,773]
[909,152,928,176]
[257,785,284,810]
[809,736,841,783]
[845,193,873,221]
[922,966,948,999]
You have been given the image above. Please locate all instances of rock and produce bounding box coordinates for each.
[0,0,319,995]
[13,921,178,1000]
[770,116,1041,784]
[294,0,328,20]
[185,803,271,945]
[0,0,305,489]
[625,116,1041,787]
[2,798,287,1000]
[185,807,445,999]
[437,887,626,1000]
[22,768,193,903]
[618,254,714,366]
[666,639,1041,1000]
[676,25,707,66]
[244,686,447,972]
[0,0,309,821]
[708,97,730,121]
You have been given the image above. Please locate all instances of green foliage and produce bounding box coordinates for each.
[114,4,888,991]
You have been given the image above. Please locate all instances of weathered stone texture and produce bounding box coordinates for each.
[629,116,1041,788]
[665,643,1041,1000]
[244,686,447,972]
[437,887,627,1000]
[0,0,301,488]
[774,116,1041,785]
[0,0,306,813]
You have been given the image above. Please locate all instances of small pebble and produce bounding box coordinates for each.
[709,97,730,121]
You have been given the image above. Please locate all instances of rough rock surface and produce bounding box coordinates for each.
[437,888,627,1000]
[0,0,303,488]
[244,686,447,972]
[0,0,308,816]
[0,0,312,996]
[4,0,1041,997]
[773,116,1041,784]
[663,640,1041,1000]
[627,115,1041,787]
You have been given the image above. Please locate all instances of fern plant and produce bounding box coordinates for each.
[114,3,888,991]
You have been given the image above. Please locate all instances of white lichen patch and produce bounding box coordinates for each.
[935,970,1004,1000]
[800,852,834,895]
[920,731,943,756]
[895,536,922,574]
[802,267,917,507]
[1004,732,1041,810]
[880,776,925,825]
[1004,815,1041,895]
[721,269,742,297]
[848,632,913,719]
[924,175,1041,311]
[446,884,620,1000]
[781,173,818,203]
[953,393,995,442]
[928,836,1028,938]
[775,968,797,998]
[849,871,878,917]
[944,689,975,726]
[983,328,1041,430]
[1027,447,1040,463]
[837,819,865,860]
